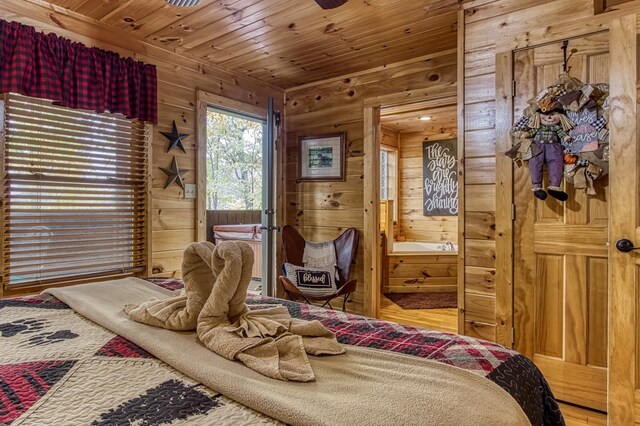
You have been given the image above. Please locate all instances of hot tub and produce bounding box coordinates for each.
[392,241,458,253]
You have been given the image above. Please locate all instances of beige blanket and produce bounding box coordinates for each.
[124,241,344,381]
[46,279,530,426]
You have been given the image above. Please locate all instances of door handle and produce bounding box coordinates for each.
[616,239,639,253]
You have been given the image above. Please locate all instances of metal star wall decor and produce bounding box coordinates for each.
[160,156,190,190]
[160,120,189,153]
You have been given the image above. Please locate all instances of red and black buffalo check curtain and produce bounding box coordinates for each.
[0,19,157,124]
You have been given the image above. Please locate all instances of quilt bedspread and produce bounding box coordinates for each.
[0,278,564,426]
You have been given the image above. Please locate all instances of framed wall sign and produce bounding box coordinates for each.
[298,132,346,181]
[423,138,458,216]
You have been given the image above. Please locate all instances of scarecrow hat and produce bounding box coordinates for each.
[537,97,564,115]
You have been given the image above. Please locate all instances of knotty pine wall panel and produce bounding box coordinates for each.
[0,1,284,278]
[398,131,458,244]
[285,51,457,315]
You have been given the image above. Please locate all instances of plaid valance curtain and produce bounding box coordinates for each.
[0,19,157,124]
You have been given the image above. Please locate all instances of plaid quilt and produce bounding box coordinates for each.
[0,278,564,426]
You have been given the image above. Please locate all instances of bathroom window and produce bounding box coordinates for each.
[380,148,397,220]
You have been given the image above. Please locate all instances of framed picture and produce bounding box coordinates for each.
[298,132,346,181]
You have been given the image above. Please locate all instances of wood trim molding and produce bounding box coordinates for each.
[286,49,457,93]
[607,12,638,425]
[494,52,515,348]
[195,90,269,243]
[363,83,458,319]
[196,93,207,243]
[363,105,381,318]
[363,85,457,109]
[198,91,268,119]
[456,7,466,335]
[495,15,611,53]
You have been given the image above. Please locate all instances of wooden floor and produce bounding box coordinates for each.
[379,295,608,425]
[378,294,458,333]
[559,403,607,425]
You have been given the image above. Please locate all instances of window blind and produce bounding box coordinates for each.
[1,94,149,289]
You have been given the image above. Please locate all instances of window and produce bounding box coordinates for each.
[380,148,397,220]
[205,108,263,211]
[1,94,149,289]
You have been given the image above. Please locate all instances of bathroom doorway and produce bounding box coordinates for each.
[376,101,459,333]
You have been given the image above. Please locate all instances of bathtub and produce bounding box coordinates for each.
[382,242,458,293]
[392,241,458,253]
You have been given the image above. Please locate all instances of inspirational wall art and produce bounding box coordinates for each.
[422,139,458,216]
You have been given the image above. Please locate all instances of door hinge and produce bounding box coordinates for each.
[511,204,516,221]
[511,80,517,98]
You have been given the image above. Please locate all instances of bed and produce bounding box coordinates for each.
[0,277,564,426]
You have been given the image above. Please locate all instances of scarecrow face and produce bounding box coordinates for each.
[540,111,561,126]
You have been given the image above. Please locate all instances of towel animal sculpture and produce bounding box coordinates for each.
[125,241,345,382]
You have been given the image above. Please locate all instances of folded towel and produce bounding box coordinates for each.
[125,240,344,382]
[125,241,217,330]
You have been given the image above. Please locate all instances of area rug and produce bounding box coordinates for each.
[384,292,457,310]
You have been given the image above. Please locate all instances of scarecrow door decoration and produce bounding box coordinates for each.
[506,72,610,202]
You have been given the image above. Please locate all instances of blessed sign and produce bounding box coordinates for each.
[423,139,458,216]
[296,269,333,290]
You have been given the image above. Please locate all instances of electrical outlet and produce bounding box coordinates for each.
[184,184,196,199]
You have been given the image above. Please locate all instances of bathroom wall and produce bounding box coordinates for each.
[397,106,458,243]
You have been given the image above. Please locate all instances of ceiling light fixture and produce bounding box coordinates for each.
[419,116,433,121]
[165,0,201,6]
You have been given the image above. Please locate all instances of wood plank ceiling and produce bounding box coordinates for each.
[381,102,457,134]
[45,0,459,88]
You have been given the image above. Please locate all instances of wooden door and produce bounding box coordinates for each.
[512,33,610,412]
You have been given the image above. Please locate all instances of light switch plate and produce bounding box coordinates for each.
[184,184,196,199]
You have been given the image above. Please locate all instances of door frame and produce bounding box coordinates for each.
[607,13,637,425]
[195,91,270,241]
[362,89,459,322]
[195,91,279,294]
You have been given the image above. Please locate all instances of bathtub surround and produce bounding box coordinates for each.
[382,252,457,294]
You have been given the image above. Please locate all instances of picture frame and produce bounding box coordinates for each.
[297,132,346,181]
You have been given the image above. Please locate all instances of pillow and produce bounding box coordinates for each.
[283,263,338,297]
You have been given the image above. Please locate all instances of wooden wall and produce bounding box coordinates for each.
[285,49,457,315]
[0,0,284,279]
[383,253,457,293]
[381,126,400,149]
[397,119,457,243]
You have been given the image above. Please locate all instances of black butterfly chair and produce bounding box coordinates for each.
[278,225,359,312]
